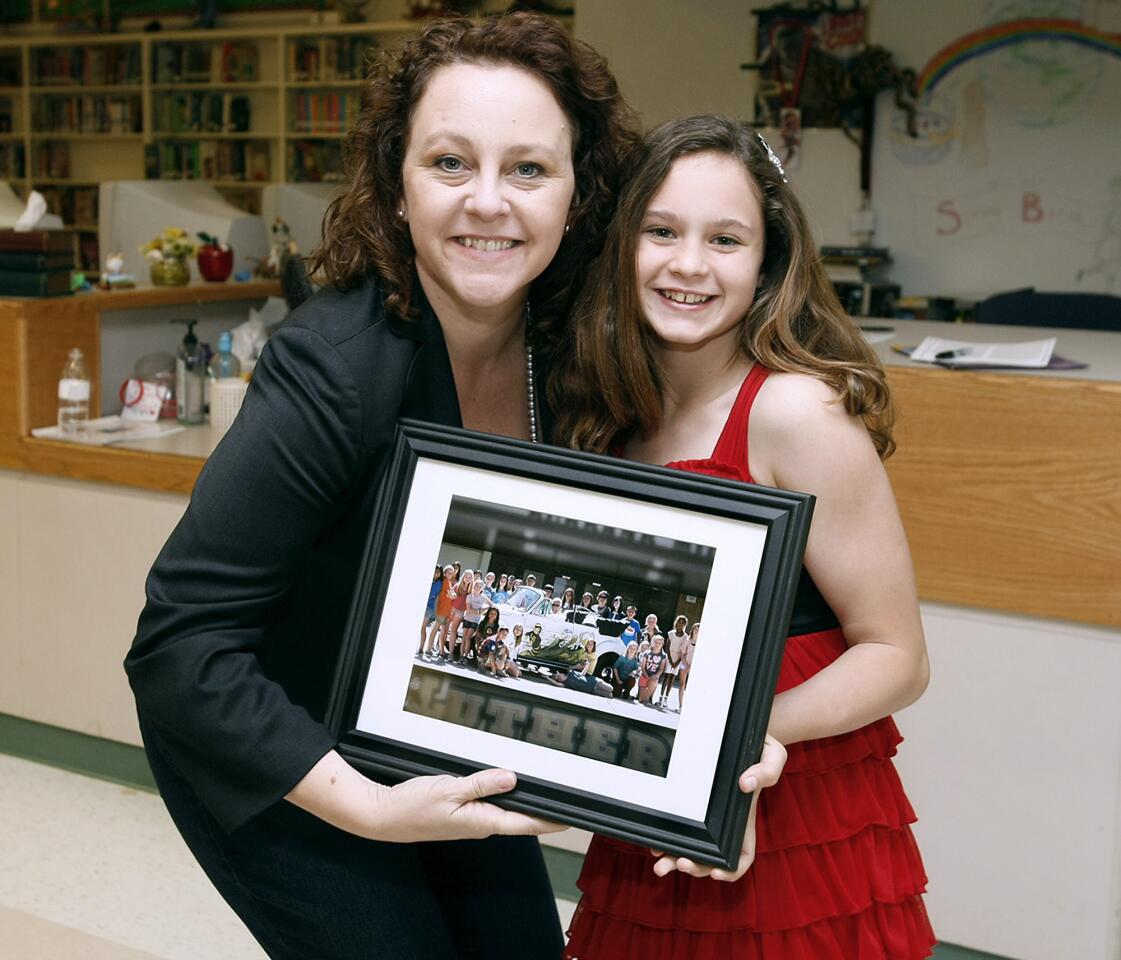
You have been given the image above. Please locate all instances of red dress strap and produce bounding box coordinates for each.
[710,364,770,476]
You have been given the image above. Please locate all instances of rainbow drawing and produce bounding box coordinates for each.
[916,18,1121,98]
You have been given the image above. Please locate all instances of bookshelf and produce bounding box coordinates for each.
[0,21,418,269]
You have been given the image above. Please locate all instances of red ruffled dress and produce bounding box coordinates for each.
[564,366,935,960]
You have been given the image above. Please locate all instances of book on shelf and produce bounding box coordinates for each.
[288,139,343,182]
[0,229,74,254]
[153,92,250,134]
[71,188,97,228]
[220,41,259,83]
[288,35,378,82]
[246,141,270,181]
[33,141,70,179]
[151,41,259,85]
[31,45,141,86]
[291,91,357,134]
[0,251,74,271]
[0,53,19,87]
[0,268,73,297]
[144,139,271,182]
[0,143,25,180]
[32,93,141,135]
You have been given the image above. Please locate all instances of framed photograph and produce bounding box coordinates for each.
[327,421,814,868]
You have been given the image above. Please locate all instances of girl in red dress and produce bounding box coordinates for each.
[552,115,936,959]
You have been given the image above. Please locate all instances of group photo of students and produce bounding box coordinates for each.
[416,562,701,715]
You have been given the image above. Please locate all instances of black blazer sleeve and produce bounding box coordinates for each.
[125,321,364,832]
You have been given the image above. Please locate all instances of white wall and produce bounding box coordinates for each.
[575,0,757,126]
[895,602,1121,960]
[574,1,863,244]
[0,469,187,746]
[868,0,1121,299]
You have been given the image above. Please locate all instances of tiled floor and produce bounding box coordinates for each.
[0,754,576,959]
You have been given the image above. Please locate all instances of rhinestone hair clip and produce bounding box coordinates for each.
[757,133,788,182]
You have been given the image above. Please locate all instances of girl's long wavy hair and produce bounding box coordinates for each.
[309,12,640,351]
[551,115,896,458]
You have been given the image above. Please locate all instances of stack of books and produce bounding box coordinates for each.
[0,230,75,298]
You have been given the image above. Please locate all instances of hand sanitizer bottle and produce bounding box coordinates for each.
[174,319,206,425]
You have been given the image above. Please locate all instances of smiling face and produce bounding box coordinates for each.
[401,63,576,324]
[636,151,765,355]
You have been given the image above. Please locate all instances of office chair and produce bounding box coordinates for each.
[975,288,1120,331]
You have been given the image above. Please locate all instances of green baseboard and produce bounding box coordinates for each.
[0,712,586,900]
[540,844,582,903]
[931,944,1011,960]
[0,712,156,791]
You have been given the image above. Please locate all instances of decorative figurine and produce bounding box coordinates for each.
[105,252,126,276]
[98,251,135,290]
[254,217,298,279]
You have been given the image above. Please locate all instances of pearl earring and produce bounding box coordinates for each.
[564,223,570,235]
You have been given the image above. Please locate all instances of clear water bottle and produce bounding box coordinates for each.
[58,347,91,435]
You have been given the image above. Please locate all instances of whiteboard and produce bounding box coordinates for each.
[868,0,1121,299]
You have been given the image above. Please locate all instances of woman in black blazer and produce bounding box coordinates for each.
[124,13,638,959]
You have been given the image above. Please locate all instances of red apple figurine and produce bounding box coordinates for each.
[196,232,234,282]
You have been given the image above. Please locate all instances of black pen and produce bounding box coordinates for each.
[934,347,972,360]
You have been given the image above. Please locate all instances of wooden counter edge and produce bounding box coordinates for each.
[9,436,203,495]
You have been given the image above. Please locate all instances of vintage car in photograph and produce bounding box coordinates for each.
[497,587,632,678]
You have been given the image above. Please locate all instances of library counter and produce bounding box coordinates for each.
[872,319,1121,630]
[0,280,279,493]
[2,307,1119,630]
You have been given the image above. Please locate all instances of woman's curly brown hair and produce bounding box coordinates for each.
[308,12,640,351]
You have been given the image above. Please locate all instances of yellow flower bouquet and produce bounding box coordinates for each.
[139,227,197,263]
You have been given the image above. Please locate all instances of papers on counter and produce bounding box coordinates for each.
[31,415,186,446]
[909,335,1057,368]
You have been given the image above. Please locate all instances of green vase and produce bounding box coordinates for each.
[150,257,190,287]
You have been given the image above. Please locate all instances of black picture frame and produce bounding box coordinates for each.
[326,420,814,868]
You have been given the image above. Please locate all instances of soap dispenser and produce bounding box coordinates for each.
[173,318,206,425]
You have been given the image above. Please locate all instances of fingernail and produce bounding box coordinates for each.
[497,772,516,790]
[743,776,758,792]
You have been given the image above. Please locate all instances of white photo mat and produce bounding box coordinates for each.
[356,456,768,821]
